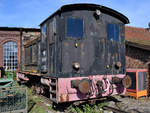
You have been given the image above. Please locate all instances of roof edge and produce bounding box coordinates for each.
[126,41,150,51]
[0,27,40,32]
[125,25,148,30]
[40,3,129,26]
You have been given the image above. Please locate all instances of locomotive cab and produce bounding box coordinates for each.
[59,6,126,77]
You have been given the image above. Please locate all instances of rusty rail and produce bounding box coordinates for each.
[103,106,128,113]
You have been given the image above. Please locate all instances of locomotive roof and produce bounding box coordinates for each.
[40,3,129,26]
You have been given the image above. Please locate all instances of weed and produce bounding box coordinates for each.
[68,102,108,113]
[29,104,47,113]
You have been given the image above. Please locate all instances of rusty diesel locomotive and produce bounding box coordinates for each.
[17,4,130,103]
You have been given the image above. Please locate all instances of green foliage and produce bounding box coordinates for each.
[82,104,92,113]
[5,71,16,80]
[29,104,47,113]
[27,87,53,113]
[68,102,108,113]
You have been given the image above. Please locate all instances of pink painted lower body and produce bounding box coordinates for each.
[16,72,125,103]
[58,74,125,102]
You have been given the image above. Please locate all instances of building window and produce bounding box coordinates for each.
[3,41,18,71]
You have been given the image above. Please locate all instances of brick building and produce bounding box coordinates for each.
[125,26,150,70]
[0,27,40,71]
[125,26,150,94]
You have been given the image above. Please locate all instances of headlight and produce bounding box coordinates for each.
[115,61,122,69]
[73,62,80,70]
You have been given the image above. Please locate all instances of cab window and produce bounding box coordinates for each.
[66,18,83,38]
[107,24,120,41]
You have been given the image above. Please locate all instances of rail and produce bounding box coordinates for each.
[103,106,128,113]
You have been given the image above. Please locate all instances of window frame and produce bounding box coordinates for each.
[3,41,18,71]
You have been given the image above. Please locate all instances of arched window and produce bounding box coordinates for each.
[3,41,18,71]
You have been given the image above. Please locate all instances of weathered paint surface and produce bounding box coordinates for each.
[57,74,125,102]
[17,73,29,81]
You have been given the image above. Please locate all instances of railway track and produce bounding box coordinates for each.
[38,94,128,112]
[29,86,129,113]
[38,95,129,113]
[103,106,128,113]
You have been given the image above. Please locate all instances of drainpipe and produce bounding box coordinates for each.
[20,28,23,71]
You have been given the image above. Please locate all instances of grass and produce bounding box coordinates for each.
[26,86,108,113]
[27,87,53,113]
[68,102,107,113]
[29,104,47,113]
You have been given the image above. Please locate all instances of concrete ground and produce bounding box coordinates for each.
[108,95,150,113]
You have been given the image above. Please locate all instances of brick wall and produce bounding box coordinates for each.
[0,31,20,67]
[126,45,150,69]
[0,29,40,70]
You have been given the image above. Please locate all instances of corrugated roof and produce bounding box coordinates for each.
[125,26,150,46]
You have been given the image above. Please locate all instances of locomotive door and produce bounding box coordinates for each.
[40,24,48,73]
[49,44,55,74]
[106,24,125,74]
[48,18,56,74]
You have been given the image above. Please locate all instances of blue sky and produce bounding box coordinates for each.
[0,0,150,28]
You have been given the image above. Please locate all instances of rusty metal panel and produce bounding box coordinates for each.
[24,39,40,73]
[32,44,38,64]
[25,47,30,65]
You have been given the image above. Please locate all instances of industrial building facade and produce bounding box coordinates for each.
[0,27,40,71]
